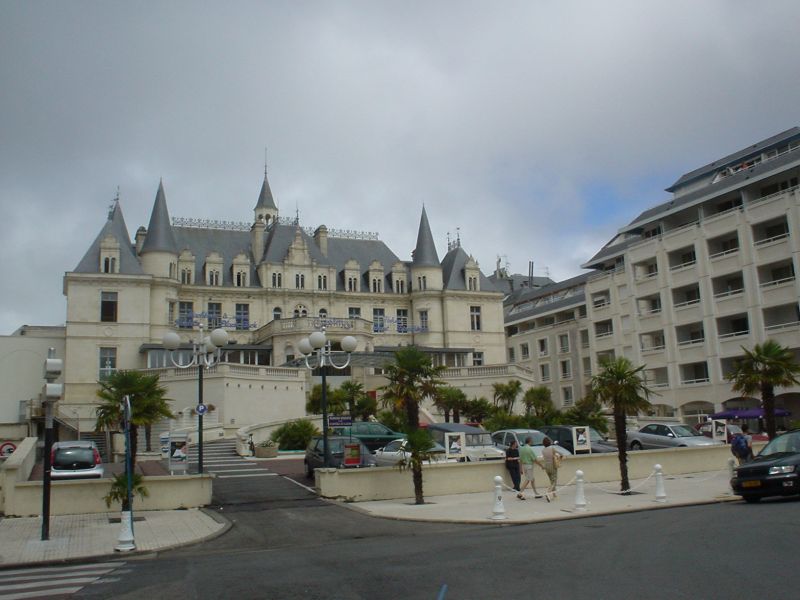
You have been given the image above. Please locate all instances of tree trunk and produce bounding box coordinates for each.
[145,424,152,452]
[412,461,424,504]
[443,409,450,423]
[405,398,419,431]
[453,407,460,423]
[762,383,777,440]
[613,405,630,493]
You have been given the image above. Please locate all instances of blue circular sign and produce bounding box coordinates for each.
[196,404,208,415]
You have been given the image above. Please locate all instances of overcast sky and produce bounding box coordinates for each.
[2,1,800,335]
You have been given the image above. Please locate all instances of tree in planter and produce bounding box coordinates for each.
[396,429,437,505]
[589,357,654,493]
[726,340,800,439]
[95,370,173,470]
[104,472,149,511]
[380,346,445,504]
[270,419,319,450]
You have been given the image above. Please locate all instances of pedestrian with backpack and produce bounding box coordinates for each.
[731,424,754,465]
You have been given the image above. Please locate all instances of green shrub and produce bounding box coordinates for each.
[270,419,319,450]
[376,409,408,433]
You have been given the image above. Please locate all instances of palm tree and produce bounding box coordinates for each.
[463,397,493,424]
[523,386,554,419]
[305,384,347,416]
[95,370,173,471]
[339,380,367,421]
[589,357,654,493]
[491,380,522,413]
[726,340,800,439]
[380,346,445,504]
[434,386,467,423]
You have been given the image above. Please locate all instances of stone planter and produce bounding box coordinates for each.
[255,445,278,458]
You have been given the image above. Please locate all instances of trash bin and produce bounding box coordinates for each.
[160,432,170,459]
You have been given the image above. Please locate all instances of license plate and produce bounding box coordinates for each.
[742,480,761,488]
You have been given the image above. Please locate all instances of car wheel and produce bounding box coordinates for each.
[743,495,761,504]
[630,441,642,450]
[305,462,314,478]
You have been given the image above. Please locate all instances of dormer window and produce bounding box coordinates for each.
[272,272,282,288]
[99,235,120,274]
[181,269,193,284]
[318,275,328,290]
[235,271,247,287]
[102,257,117,273]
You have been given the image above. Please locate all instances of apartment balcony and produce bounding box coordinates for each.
[672,302,703,324]
[747,190,794,222]
[253,316,372,343]
[701,207,742,238]
[759,276,798,305]
[633,274,660,296]
[441,363,537,381]
[754,233,791,264]
[679,361,710,386]
[669,265,700,288]
[707,249,741,276]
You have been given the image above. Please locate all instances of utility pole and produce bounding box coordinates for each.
[41,348,63,541]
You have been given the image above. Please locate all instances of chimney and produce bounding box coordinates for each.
[314,225,328,257]
[251,216,266,263]
[135,226,147,255]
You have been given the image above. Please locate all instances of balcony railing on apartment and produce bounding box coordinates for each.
[677,337,704,347]
[764,321,800,332]
[713,288,744,299]
[709,247,739,260]
[640,344,666,353]
[760,275,796,289]
[681,377,710,385]
[674,298,701,309]
[754,232,790,247]
[718,329,750,339]
[595,331,613,339]
[670,259,696,271]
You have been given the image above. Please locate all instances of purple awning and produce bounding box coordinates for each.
[711,408,790,419]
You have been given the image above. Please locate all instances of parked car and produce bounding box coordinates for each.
[329,421,405,451]
[373,439,451,467]
[730,429,800,503]
[694,421,770,443]
[491,429,571,458]
[50,440,104,479]
[304,436,377,477]
[538,425,617,454]
[627,423,724,450]
[427,423,505,461]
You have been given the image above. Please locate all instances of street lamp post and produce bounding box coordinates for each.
[298,328,357,468]
[162,324,228,474]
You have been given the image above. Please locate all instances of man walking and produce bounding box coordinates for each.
[518,437,542,499]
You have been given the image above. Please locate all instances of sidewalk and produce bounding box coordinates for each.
[0,509,227,567]
[345,469,738,524]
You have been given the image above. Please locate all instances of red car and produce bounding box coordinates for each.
[694,422,769,443]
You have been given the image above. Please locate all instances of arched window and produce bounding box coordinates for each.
[319,309,328,318]
[273,307,282,320]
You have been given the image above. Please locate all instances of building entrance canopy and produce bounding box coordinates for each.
[712,408,791,419]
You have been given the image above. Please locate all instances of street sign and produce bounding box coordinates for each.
[327,415,352,427]
[196,404,208,415]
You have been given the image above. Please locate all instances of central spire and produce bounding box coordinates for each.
[140,179,178,254]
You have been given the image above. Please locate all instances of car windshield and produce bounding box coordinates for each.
[760,431,800,456]
[519,431,546,445]
[671,425,700,437]
[466,433,493,447]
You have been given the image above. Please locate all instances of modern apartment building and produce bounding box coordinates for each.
[503,128,800,421]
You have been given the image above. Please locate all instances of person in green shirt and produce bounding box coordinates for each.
[518,437,542,499]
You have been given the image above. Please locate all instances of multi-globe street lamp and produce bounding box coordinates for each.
[162,324,228,474]
[298,328,357,468]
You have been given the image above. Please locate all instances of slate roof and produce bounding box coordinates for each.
[440,245,499,292]
[140,181,179,254]
[581,235,639,269]
[173,226,260,287]
[504,272,591,323]
[254,173,277,211]
[412,207,440,266]
[665,127,800,192]
[488,273,554,296]
[73,200,144,275]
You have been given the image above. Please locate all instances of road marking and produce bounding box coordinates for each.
[283,475,316,493]
[0,586,84,599]
[208,468,267,473]
[0,563,124,578]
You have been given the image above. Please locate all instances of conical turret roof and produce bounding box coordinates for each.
[412,206,440,266]
[254,172,277,211]
[140,180,178,254]
[73,199,144,274]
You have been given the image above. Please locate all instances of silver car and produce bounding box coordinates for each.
[627,423,724,450]
[51,440,105,479]
[491,429,572,457]
[373,439,452,466]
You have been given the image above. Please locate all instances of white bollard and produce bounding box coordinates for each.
[574,470,587,511]
[490,475,507,520]
[654,464,667,503]
[115,510,136,552]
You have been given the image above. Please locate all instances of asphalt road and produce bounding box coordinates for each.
[76,464,800,600]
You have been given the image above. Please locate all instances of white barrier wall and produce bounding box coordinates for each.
[316,444,759,502]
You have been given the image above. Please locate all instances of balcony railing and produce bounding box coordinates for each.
[681,377,710,385]
[718,329,750,339]
[713,288,744,299]
[709,247,739,260]
[754,232,790,247]
[760,276,795,289]
[764,321,800,332]
[595,331,613,339]
[640,344,665,353]
[677,337,704,347]
[670,260,696,271]
[673,298,701,309]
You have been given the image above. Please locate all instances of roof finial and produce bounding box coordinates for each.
[264,147,268,177]
[295,202,300,226]
[456,227,461,247]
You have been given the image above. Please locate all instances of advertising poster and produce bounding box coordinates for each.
[712,419,728,443]
[572,426,591,454]
[169,433,188,474]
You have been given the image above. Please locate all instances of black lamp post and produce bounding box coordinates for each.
[163,324,228,474]
[298,328,357,467]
